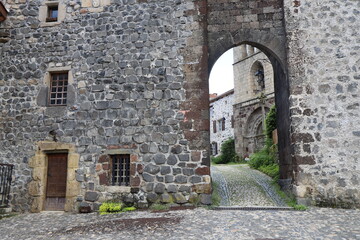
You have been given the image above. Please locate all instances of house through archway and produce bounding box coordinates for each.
[208,42,291,206]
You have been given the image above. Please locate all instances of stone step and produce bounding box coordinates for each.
[0,207,12,214]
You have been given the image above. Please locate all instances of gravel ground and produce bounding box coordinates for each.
[1,207,359,239]
[211,164,286,207]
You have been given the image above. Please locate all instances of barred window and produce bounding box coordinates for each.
[49,73,68,106]
[111,155,130,186]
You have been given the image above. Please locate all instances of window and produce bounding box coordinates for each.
[231,115,234,128]
[218,118,225,131]
[211,142,218,156]
[46,5,58,22]
[49,72,68,106]
[213,120,217,133]
[111,154,130,186]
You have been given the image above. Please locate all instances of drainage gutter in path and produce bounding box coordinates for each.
[214,206,294,211]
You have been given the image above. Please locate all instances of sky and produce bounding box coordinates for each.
[209,48,234,95]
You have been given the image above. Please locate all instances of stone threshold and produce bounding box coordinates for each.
[214,206,295,211]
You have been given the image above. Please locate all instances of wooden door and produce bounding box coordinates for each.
[45,153,67,211]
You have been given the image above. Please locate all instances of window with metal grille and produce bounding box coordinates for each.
[49,73,68,106]
[111,155,130,186]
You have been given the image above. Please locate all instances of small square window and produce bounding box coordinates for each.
[49,72,68,106]
[111,155,130,186]
[46,5,58,22]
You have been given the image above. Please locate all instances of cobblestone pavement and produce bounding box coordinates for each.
[1,207,360,239]
[211,164,286,207]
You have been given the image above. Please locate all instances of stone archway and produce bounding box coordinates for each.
[206,0,292,184]
[208,41,292,185]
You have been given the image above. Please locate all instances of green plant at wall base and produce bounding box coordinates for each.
[99,202,122,215]
[258,164,279,181]
[122,206,136,212]
[211,181,221,207]
[150,203,170,211]
[99,202,137,215]
[248,105,280,180]
[211,138,240,164]
[271,180,307,211]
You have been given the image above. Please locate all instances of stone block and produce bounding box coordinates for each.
[84,191,99,202]
[144,164,160,174]
[160,194,172,203]
[153,153,166,165]
[130,176,141,187]
[174,193,187,204]
[160,166,171,175]
[30,197,43,213]
[175,175,188,184]
[192,183,211,194]
[190,176,202,184]
[167,184,177,193]
[188,193,199,204]
[28,181,42,196]
[195,166,210,175]
[68,154,80,168]
[67,181,80,197]
[165,175,174,183]
[146,193,158,203]
[167,155,178,165]
[142,173,155,182]
[179,185,191,193]
[154,183,166,194]
[200,194,212,205]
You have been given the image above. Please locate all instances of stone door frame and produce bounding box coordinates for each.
[28,141,80,212]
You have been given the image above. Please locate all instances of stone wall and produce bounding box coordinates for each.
[209,90,234,156]
[0,0,211,212]
[284,0,360,207]
[1,0,359,210]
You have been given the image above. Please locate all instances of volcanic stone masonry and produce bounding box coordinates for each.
[0,0,359,211]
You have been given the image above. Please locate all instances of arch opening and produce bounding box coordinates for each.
[208,42,292,185]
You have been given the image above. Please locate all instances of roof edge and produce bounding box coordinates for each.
[210,89,234,103]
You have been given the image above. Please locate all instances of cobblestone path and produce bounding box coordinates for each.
[211,164,286,207]
[1,207,360,239]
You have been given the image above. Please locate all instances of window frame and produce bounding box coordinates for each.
[48,72,68,106]
[46,5,59,22]
[111,154,130,187]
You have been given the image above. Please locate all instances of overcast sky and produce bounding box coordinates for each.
[209,48,234,95]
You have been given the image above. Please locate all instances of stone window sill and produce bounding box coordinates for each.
[40,21,61,27]
[105,186,131,194]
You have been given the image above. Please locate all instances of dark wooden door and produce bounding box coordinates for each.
[45,153,67,211]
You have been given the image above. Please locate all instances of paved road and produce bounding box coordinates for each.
[211,164,286,207]
[1,207,359,239]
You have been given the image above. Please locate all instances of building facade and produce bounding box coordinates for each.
[0,0,359,210]
[209,89,234,156]
[233,45,275,158]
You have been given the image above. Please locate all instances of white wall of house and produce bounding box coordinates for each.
[209,90,234,156]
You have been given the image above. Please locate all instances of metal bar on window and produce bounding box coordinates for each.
[0,164,13,207]
[111,155,130,186]
[49,73,68,106]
